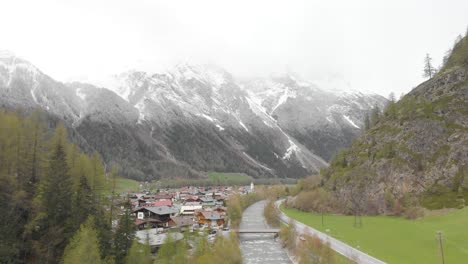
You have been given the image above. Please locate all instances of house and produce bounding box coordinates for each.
[180,202,203,215]
[212,206,227,216]
[200,197,216,207]
[145,200,173,207]
[169,216,195,229]
[195,211,225,227]
[184,196,201,203]
[152,193,174,201]
[133,206,179,229]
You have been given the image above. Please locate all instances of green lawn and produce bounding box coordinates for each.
[282,207,468,264]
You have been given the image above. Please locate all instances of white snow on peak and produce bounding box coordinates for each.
[172,63,226,89]
[0,50,16,58]
[343,115,360,128]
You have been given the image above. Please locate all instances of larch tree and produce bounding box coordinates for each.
[423,53,436,79]
[62,217,102,264]
[125,239,152,264]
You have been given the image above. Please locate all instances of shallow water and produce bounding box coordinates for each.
[239,200,292,264]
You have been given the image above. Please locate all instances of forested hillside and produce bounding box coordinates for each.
[0,110,132,263]
[321,34,468,214]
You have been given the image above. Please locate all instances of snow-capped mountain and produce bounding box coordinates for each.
[242,75,388,160]
[0,52,387,180]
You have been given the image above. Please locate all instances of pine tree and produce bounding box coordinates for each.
[62,217,102,264]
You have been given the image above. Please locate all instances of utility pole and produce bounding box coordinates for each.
[437,231,445,264]
[321,208,324,227]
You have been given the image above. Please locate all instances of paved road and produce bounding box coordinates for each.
[275,200,386,264]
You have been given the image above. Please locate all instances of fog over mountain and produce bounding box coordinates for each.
[0,53,386,180]
[2,0,467,97]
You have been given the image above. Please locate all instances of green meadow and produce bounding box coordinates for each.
[114,177,141,193]
[281,206,468,263]
[208,172,253,185]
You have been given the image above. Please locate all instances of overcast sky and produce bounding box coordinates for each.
[1,0,466,96]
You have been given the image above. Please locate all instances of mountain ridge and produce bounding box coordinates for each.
[0,53,386,180]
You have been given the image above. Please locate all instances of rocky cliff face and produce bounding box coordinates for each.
[0,53,385,180]
[323,36,468,212]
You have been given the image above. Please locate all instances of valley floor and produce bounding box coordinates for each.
[281,207,468,264]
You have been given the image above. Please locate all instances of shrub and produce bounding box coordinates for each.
[279,221,296,251]
[297,234,339,264]
[263,200,280,227]
[403,207,425,220]
[293,188,333,213]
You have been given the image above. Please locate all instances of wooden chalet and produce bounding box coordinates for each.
[133,206,179,229]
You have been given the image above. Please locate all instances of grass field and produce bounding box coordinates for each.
[208,172,253,185]
[281,206,468,264]
[114,177,141,193]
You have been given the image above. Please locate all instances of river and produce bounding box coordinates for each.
[239,200,292,264]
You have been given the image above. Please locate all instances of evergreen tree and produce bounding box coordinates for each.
[114,200,135,264]
[31,129,73,262]
[62,217,102,264]
[0,170,22,261]
[72,175,95,230]
[364,113,370,130]
[370,104,381,126]
[385,92,397,119]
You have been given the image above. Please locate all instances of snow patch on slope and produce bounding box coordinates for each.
[201,114,215,122]
[239,121,249,132]
[243,152,272,171]
[283,138,300,160]
[76,88,86,100]
[343,115,360,128]
[135,101,146,124]
[30,89,38,103]
[271,87,297,113]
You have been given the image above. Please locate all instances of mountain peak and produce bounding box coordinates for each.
[0,50,16,58]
